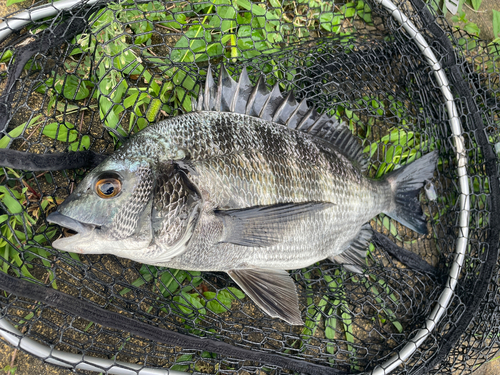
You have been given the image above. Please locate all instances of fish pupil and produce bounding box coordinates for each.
[100,183,114,195]
[95,176,121,198]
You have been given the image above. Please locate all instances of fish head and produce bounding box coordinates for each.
[47,150,203,264]
[47,156,156,255]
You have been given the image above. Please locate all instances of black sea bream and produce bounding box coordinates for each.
[47,66,438,324]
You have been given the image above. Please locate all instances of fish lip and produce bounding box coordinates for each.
[47,212,96,235]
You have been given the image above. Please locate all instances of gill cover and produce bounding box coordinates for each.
[148,162,202,262]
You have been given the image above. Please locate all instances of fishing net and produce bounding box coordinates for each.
[0,0,498,374]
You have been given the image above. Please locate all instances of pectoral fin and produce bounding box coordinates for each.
[215,202,334,247]
[227,268,303,325]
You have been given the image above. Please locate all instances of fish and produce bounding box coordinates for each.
[47,65,438,325]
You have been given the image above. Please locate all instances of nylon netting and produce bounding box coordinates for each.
[0,0,498,374]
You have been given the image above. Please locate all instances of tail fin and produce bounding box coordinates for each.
[383,151,439,235]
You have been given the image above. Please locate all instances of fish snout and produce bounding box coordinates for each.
[47,211,95,235]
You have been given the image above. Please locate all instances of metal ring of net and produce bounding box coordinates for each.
[0,0,498,374]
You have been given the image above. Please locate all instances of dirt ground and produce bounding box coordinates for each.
[0,0,500,374]
[457,0,498,40]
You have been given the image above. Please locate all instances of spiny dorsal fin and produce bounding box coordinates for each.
[231,68,253,113]
[198,66,368,172]
[259,83,284,121]
[204,68,217,111]
[246,75,270,117]
[219,65,238,112]
[285,97,308,129]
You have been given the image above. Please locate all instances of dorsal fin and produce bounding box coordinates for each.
[197,66,368,172]
[231,68,253,113]
[218,65,238,112]
[204,68,217,111]
[260,83,284,120]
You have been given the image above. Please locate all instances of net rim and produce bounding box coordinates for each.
[0,0,477,374]
[0,318,183,375]
[370,0,469,373]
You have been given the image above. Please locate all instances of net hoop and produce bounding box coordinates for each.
[0,0,482,374]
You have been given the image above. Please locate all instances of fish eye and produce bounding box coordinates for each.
[95,174,122,199]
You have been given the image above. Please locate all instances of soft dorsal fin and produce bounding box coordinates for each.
[197,65,368,172]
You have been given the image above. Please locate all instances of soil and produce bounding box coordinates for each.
[447,0,498,41]
[0,0,499,374]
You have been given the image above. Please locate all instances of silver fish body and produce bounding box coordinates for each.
[48,66,438,324]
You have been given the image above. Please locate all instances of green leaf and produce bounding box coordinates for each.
[2,193,22,214]
[325,316,336,340]
[42,122,78,142]
[464,22,480,36]
[0,115,41,149]
[0,124,25,149]
[0,50,12,63]
[325,315,337,354]
[228,287,245,299]
[174,291,206,317]
[493,10,500,39]
[6,0,25,5]
[204,291,230,314]
[171,354,192,372]
[470,0,482,10]
[235,0,266,16]
[320,13,343,33]
[342,3,356,18]
[69,135,91,151]
[61,75,90,101]
[357,1,372,24]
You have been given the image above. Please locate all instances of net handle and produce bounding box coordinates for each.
[369,0,470,374]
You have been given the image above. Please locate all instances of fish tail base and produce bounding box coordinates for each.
[383,151,439,235]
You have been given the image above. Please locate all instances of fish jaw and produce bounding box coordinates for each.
[47,211,150,254]
[47,212,94,236]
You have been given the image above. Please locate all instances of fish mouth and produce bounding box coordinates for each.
[47,212,97,235]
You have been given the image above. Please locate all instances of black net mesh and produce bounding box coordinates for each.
[0,0,498,374]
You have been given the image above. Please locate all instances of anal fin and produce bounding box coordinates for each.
[330,223,372,273]
[227,268,303,325]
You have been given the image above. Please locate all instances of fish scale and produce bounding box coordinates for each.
[47,66,438,325]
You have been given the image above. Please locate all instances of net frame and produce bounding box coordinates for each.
[370,0,469,373]
[0,0,497,374]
